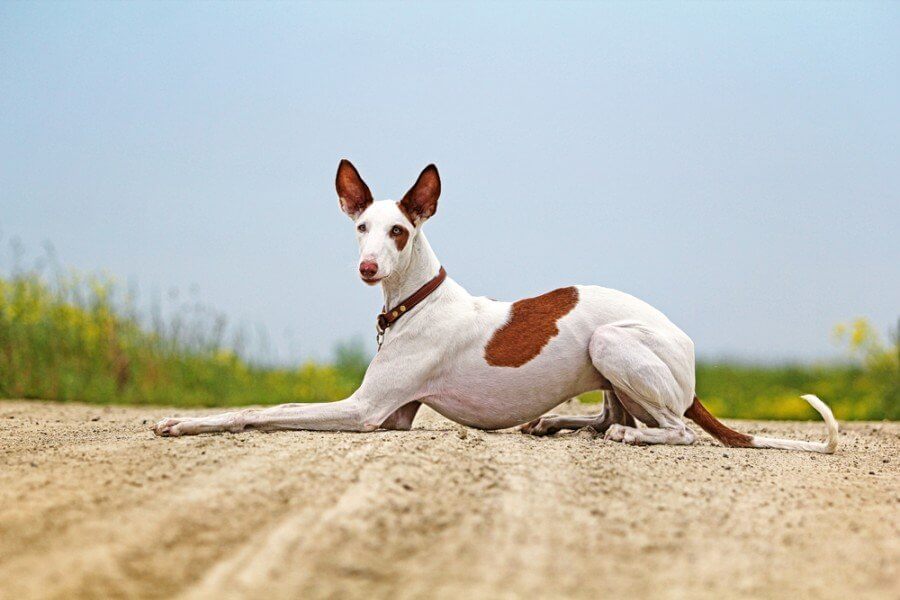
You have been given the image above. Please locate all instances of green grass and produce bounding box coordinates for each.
[581,360,898,421]
[1,266,896,419]
[0,269,367,407]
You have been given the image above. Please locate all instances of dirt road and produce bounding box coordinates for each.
[0,400,897,599]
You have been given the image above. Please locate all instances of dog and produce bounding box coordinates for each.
[153,160,838,453]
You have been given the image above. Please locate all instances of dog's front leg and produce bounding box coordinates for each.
[379,401,421,430]
[152,395,391,437]
[153,344,439,437]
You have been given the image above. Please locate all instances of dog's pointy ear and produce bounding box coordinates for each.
[399,164,440,226]
[336,159,374,219]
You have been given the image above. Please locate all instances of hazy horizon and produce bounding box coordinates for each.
[2,2,898,363]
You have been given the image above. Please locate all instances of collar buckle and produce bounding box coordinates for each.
[374,266,447,352]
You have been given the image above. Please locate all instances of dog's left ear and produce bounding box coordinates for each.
[399,164,440,226]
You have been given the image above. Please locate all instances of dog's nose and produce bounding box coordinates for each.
[359,261,379,279]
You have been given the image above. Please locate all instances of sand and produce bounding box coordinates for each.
[0,399,897,600]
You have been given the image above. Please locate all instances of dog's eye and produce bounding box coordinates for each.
[390,226,403,237]
[357,223,367,233]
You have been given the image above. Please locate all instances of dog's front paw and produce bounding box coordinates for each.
[152,417,189,437]
[519,415,560,436]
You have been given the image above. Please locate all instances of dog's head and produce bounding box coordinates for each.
[335,159,440,285]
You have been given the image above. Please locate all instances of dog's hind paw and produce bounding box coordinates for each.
[519,415,561,436]
[603,423,644,445]
[603,423,627,442]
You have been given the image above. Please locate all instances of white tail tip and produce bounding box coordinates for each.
[751,394,839,454]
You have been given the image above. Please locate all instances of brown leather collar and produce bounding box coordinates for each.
[376,267,447,347]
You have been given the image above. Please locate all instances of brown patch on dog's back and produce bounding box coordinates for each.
[484,287,579,367]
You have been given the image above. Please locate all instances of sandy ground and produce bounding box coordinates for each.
[0,400,897,600]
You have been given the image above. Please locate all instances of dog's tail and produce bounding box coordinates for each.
[684,394,838,454]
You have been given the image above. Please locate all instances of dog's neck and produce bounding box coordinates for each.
[381,231,442,309]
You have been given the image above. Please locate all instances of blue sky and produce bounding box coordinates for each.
[1,1,898,362]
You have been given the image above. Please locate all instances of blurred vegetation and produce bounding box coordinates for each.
[0,258,896,419]
[691,319,898,421]
[0,265,364,407]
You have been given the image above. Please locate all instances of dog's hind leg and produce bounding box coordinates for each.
[519,391,635,436]
[588,322,696,446]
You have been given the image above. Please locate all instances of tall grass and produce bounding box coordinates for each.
[0,260,896,419]
[0,267,366,407]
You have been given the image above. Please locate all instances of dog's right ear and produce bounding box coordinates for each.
[336,159,374,219]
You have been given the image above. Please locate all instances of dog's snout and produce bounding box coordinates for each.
[359,261,379,279]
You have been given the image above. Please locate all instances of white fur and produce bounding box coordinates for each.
[153,196,838,455]
[749,395,839,452]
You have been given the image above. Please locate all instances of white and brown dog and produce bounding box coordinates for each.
[153,160,838,453]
